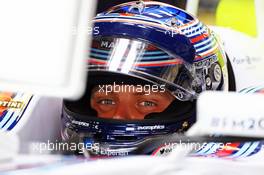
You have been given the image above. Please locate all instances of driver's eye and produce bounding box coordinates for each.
[97,99,116,105]
[138,101,157,107]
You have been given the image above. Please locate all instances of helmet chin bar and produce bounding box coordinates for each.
[61,105,195,156]
[63,128,264,157]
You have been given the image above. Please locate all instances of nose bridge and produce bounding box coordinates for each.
[113,102,131,120]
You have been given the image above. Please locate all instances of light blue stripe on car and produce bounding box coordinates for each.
[195,143,216,155]
[2,112,17,130]
[0,111,13,128]
[202,143,222,155]
[227,142,252,158]
[234,142,260,158]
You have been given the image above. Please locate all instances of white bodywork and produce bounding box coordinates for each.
[211,27,264,91]
[0,0,96,99]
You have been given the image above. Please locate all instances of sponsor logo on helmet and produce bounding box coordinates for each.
[194,55,217,68]
[101,41,115,48]
[137,125,165,130]
[72,120,90,127]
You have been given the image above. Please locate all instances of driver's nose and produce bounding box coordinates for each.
[112,103,131,120]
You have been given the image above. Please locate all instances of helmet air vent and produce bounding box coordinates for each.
[129,0,145,14]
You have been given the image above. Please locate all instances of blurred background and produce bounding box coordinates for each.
[198,0,257,37]
[96,0,259,37]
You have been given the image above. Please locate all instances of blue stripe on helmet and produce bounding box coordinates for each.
[93,22,195,64]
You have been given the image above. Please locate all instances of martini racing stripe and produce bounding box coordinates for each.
[235,142,261,158]
[195,142,216,155]
[90,52,173,60]
[2,112,16,130]
[195,39,217,53]
[193,36,214,48]
[88,58,182,67]
[91,48,165,56]
[227,142,253,158]
[240,86,264,94]
[202,143,222,155]
[7,95,33,131]
[0,111,13,128]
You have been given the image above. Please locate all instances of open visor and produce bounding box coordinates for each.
[88,37,197,101]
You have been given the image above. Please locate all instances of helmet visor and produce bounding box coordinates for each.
[88,37,196,101]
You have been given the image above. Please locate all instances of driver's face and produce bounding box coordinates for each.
[91,85,174,120]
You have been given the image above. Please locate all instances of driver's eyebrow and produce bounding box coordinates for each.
[133,91,149,96]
